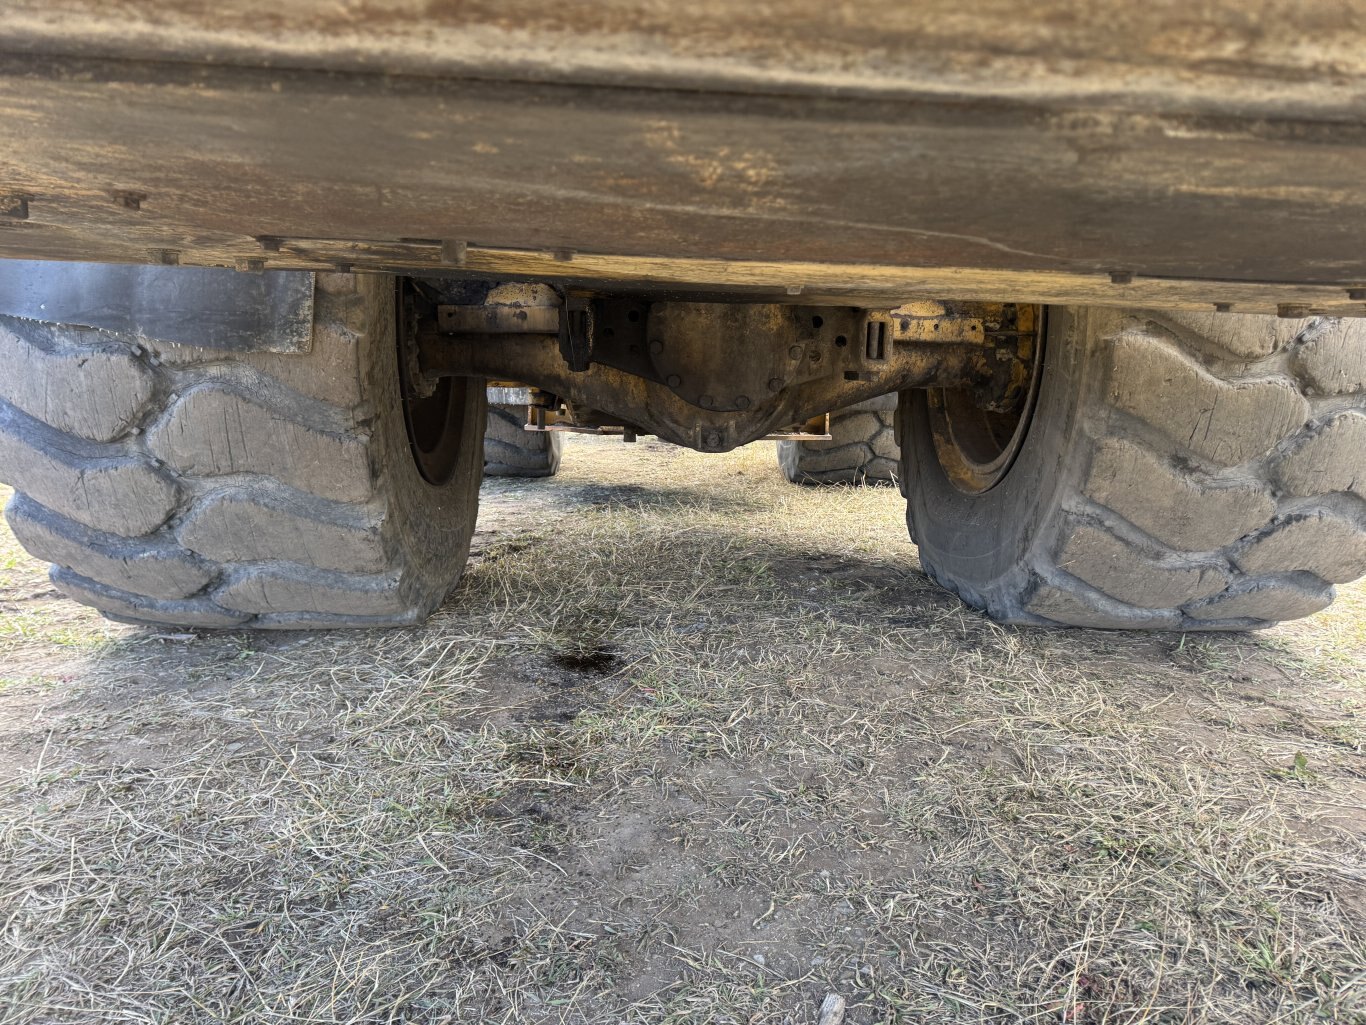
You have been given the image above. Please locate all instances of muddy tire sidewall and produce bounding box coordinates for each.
[900,307,1102,612]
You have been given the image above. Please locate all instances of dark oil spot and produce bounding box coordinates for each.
[552,645,620,674]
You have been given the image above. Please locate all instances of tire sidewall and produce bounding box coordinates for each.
[362,276,487,611]
[900,306,1112,614]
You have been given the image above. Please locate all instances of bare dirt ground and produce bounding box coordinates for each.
[0,437,1362,1024]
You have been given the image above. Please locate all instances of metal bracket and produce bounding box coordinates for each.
[558,298,594,372]
[764,413,832,441]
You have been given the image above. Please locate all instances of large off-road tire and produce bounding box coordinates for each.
[901,308,1366,629]
[0,273,486,629]
[778,396,899,485]
[483,403,563,478]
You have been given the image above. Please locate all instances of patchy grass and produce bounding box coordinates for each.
[0,438,1362,1025]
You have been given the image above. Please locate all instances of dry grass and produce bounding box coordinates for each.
[0,437,1362,1024]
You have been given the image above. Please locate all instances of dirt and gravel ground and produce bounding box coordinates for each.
[0,437,1362,1024]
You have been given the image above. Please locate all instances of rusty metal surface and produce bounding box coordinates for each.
[440,305,560,335]
[424,329,984,450]
[0,6,1364,313]
[419,297,1007,451]
[762,413,832,443]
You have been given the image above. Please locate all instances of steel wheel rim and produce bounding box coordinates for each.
[396,279,468,486]
[926,308,1045,495]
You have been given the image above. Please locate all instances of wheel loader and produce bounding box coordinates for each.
[1,2,1364,631]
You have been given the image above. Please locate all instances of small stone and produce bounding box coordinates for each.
[814,994,846,1025]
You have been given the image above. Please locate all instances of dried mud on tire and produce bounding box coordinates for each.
[902,309,1366,630]
[0,273,486,629]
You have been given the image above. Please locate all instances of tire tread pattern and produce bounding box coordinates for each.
[0,273,465,629]
[779,405,899,485]
[1016,312,1366,628]
[483,403,562,478]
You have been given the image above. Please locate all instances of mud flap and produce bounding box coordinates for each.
[0,260,314,352]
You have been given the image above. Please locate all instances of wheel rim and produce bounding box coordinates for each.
[926,306,1045,495]
[396,279,468,486]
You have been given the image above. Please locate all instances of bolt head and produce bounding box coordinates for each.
[767,377,785,392]
[665,374,682,388]
[788,345,804,360]
[699,394,714,408]
[2,194,31,219]
[648,339,665,355]
[735,396,751,410]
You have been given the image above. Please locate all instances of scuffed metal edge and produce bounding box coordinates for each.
[0,261,315,352]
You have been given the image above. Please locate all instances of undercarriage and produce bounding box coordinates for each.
[1,2,1365,633]
[405,281,1039,453]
